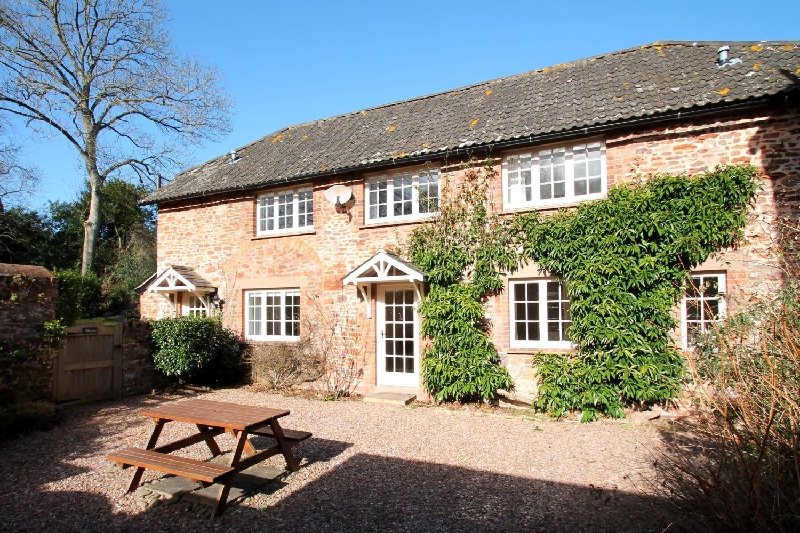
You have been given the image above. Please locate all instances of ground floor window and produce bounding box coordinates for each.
[510,279,571,348]
[245,289,300,341]
[682,272,726,348]
[182,294,208,317]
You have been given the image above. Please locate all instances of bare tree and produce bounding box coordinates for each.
[0,140,39,213]
[0,0,232,274]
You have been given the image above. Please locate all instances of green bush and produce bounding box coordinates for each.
[0,401,59,440]
[150,316,243,385]
[54,268,103,325]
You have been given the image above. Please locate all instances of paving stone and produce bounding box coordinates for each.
[182,465,283,508]
[143,476,200,497]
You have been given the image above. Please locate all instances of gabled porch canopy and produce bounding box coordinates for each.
[343,251,426,318]
[145,266,217,314]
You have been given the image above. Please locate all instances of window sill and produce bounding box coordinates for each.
[507,346,574,353]
[359,217,435,230]
[252,228,316,240]
[502,197,604,214]
[245,336,301,342]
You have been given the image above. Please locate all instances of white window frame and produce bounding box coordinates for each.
[681,272,726,349]
[256,188,313,235]
[182,293,208,317]
[365,167,440,224]
[244,289,301,341]
[509,279,572,349]
[502,140,607,210]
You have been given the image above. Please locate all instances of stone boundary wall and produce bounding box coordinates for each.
[121,318,170,396]
[0,263,57,403]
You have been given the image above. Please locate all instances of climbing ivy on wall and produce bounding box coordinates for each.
[407,161,517,402]
[407,161,758,416]
[514,165,759,421]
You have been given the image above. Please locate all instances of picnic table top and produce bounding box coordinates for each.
[140,399,289,431]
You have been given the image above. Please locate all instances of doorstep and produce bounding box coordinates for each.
[364,390,416,406]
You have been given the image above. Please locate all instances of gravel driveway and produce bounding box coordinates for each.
[0,389,688,532]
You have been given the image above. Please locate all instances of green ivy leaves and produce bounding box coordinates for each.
[519,165,758,420]
[408,161,515,402]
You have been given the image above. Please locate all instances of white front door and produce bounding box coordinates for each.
[377,286,419,387]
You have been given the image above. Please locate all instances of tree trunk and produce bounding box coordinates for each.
[81,167,102,276]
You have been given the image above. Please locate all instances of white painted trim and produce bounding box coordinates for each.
[343,251,425,285]
[680,272,727,350]
[509,278,573,349]
[148,267,199,292]
[356,284,372,319]
[376,285,420,388]
[502,139,607,211]
[364,167,440,224]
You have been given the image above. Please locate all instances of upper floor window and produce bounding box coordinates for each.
[257,188,313,235]
[510,279,571,349]
[365,168,439,223]
[682,273,726,348]
[245,288,300,341]
[503,141,606,210]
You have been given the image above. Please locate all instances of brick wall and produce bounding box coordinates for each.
[144,103,800,402]
[0,264,58,403]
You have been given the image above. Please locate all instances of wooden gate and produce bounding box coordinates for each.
[54,322,122,403]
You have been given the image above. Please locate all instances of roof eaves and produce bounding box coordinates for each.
[143,93,790,207]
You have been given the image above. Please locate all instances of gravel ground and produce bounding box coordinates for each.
[0,389,690,532]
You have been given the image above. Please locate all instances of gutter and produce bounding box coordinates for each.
[142,94,795,206]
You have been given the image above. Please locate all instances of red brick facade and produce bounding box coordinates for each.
[142,104,800,401]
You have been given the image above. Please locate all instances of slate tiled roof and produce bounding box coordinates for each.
[144,41,800,205]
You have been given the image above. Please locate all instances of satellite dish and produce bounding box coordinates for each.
[324,184,353,205]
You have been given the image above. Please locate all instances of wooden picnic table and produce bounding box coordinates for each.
[107,398,310,517]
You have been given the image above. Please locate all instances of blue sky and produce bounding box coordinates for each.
[12,0,800,210]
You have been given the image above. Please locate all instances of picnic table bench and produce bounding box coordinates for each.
[106,399,312,517]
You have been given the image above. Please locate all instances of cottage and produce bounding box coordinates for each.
[141,41,800,401]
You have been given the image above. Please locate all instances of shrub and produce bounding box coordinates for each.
[150,316,243,385]
[305,291,366,399]
[245,338,322,390]
[54,268,103,325]
[655,281,800,531]
[0,401,59,440]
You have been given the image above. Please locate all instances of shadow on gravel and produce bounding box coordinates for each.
[2,450,690,533]
[237,452,689,533]
[0,396,690,533]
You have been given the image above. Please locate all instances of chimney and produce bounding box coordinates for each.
[717,45,730,65]
[229,150,237,163]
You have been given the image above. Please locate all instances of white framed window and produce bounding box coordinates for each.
[365,167,440,223]
[502,141,606,210]
[682,273,726,349]
[257,188,313,235]
[183,294,208,317]
[245,289,301,341]
[510,279,572,349]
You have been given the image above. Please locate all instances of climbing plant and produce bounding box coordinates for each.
[407,160,517,402]
[515,165,759,421]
